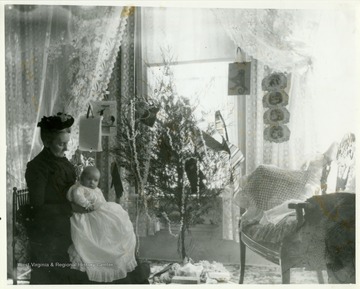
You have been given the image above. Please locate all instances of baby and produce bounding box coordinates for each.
[66,166,137,283]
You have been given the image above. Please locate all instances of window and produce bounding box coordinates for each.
[147,61,239,145]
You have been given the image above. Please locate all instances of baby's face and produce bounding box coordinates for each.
[81,171,100,189]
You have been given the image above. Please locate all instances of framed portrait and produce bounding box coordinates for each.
[263,90,289,108]
[228,62,251,95]
[264,125,290,143]
[263,107,290,125]
[91,101,117,136]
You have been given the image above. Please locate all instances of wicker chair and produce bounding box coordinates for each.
[12,187,31,285]
[238,133,355,284]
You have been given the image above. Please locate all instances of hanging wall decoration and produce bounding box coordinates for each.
[79,105,103,151]
[228,47,251,95]
[261,72,287,91]
[91,100,117,136]
[264,125,291,143]
[262,72,290,143]
[263,107,290,125]
[262,90,289,108]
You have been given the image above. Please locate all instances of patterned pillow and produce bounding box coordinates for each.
[242,165,310,211]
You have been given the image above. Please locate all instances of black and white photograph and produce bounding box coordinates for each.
[2,0,359,286]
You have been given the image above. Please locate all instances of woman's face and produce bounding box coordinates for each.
[47,131,70,157]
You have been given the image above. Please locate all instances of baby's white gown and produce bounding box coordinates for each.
[67,183,137,282]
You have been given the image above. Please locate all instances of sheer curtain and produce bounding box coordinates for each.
[5,4,129,275]
[142,7,234,64]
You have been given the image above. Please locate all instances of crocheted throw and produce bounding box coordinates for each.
[242,165,310,211]
[240,165,311,243]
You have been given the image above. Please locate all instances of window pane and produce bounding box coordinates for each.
[147,61,238,143]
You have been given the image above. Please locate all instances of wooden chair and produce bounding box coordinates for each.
[289,133,355,284]
[12,187,31,285]
[238,133,355,284]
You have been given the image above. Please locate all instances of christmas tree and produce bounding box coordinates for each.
[145,58,231,259]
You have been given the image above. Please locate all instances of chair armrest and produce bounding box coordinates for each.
[288,202,307,228]
[288,202,316,228]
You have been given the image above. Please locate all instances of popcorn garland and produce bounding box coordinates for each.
[126,99,153,254]
[162,211,179,237]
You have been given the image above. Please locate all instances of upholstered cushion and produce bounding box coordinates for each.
[242,165,310,211]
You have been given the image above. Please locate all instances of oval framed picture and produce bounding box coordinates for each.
[264,125,290,143]
[261,72,287,91]
[263,107,290,125]
[262,90,289,108]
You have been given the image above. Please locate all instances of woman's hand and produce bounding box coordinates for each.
[71,202,90,214]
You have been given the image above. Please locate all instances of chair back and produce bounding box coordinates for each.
[13,187,30,212]
[336,133,355,192]
[12,187,30,285]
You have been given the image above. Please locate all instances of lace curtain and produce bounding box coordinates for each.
[6,5,128,188]
[5,5,129,275]
[212,9,321,71]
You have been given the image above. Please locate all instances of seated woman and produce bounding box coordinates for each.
[25,113,79,284]
[67,166,137,283]
[25,112,148,284]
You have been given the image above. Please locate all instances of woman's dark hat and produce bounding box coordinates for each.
[37,112,74,130]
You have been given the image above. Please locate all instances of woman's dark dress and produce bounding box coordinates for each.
[25,147,149,284]
[25,147,79,284]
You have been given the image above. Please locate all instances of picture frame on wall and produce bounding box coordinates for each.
[228,62,251,95]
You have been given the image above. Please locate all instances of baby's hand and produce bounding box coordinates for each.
[86,204,95,212]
